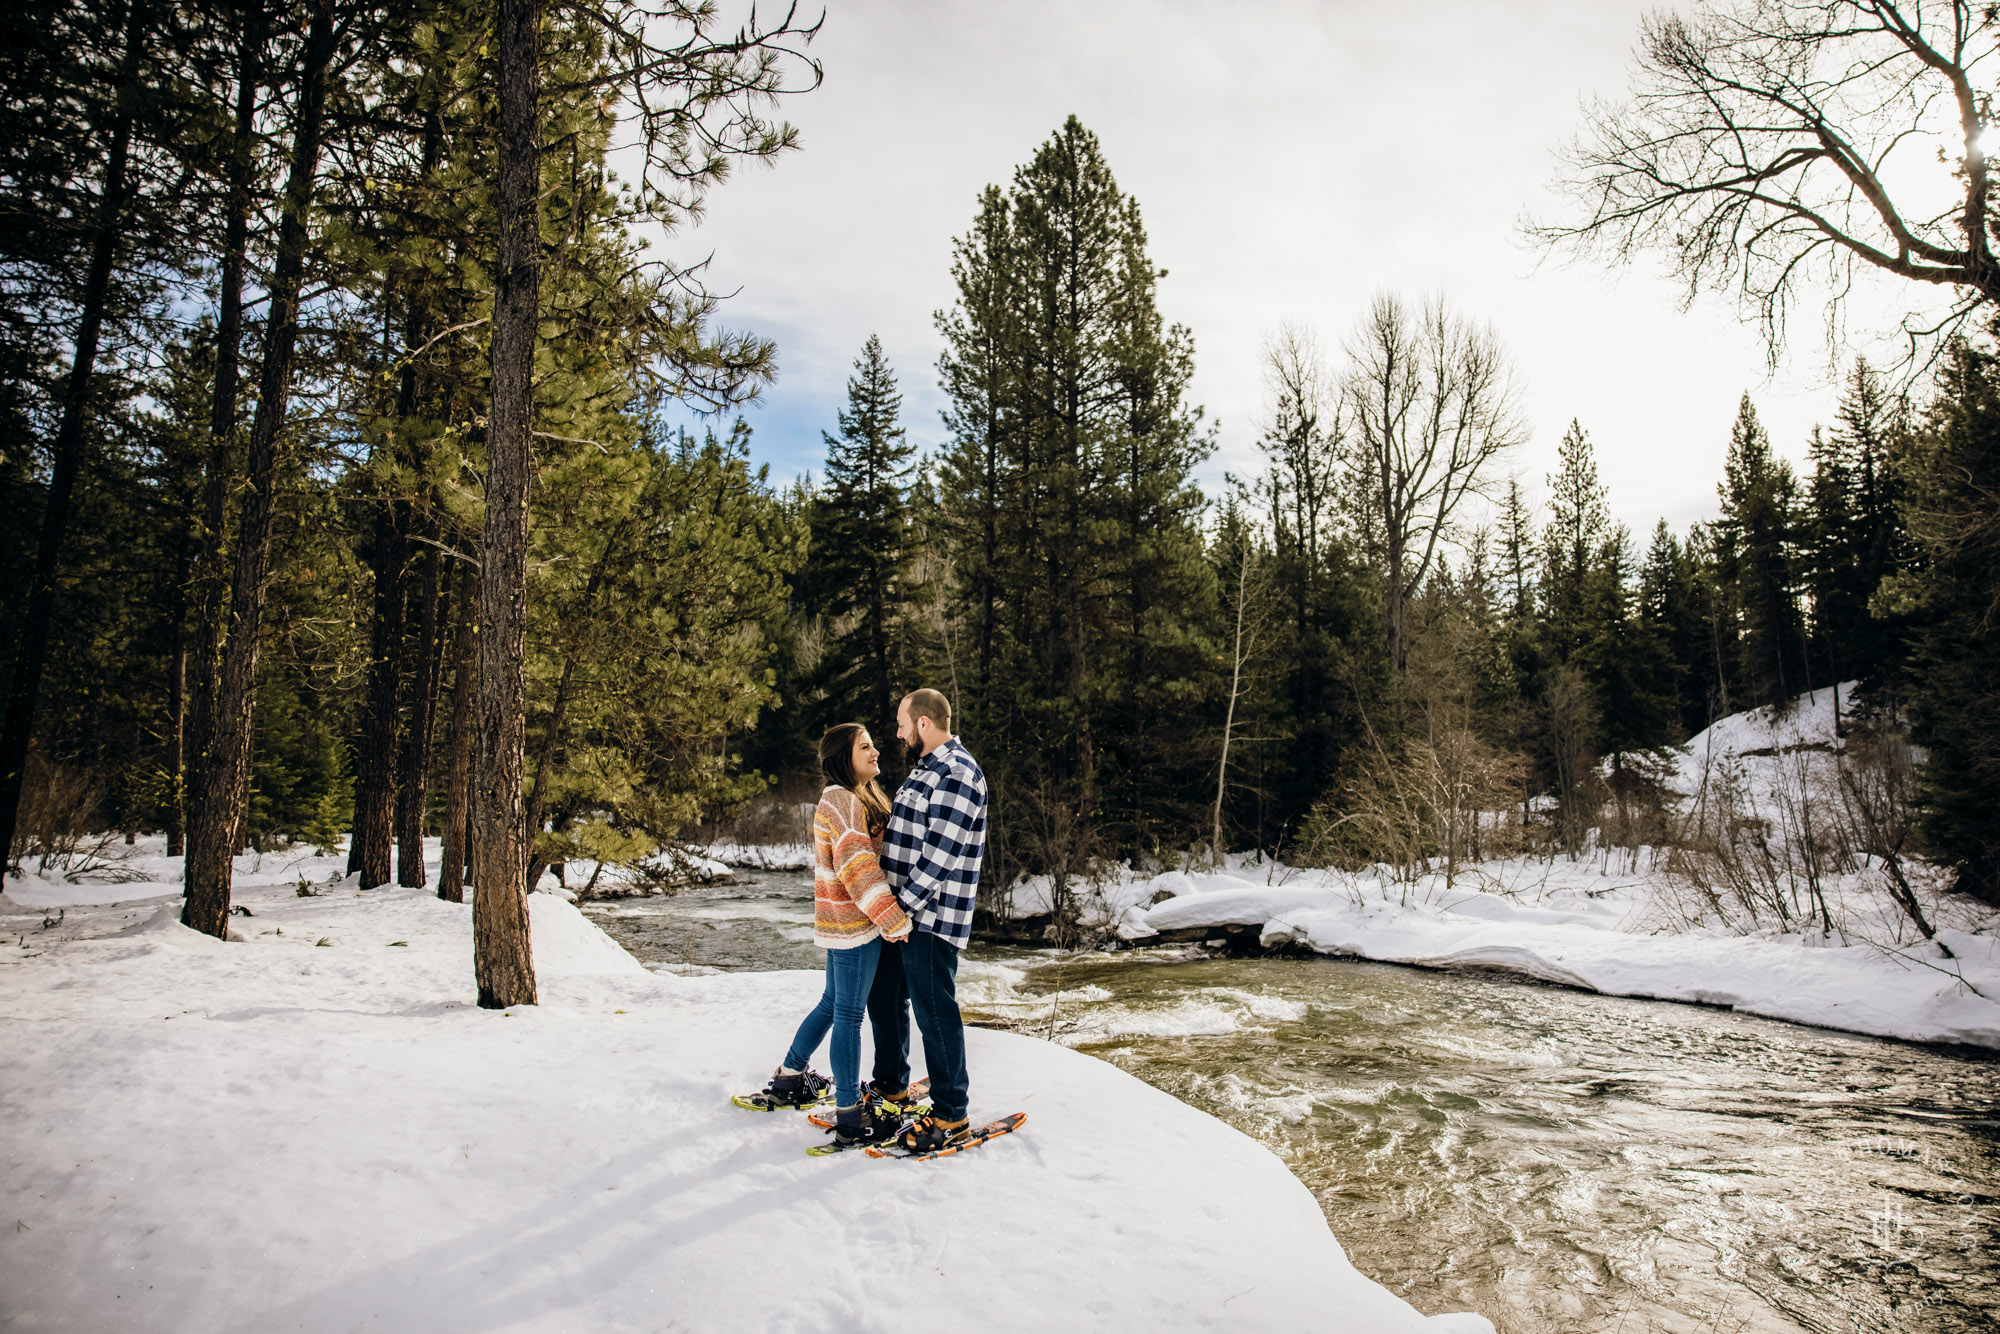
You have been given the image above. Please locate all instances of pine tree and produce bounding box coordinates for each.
[806,334,917,748]
[1637,521,1712,738]
[1253,326,1386,852]
[935,185,1017,713]
[1805,358,1907,694]
[1715,394,1805,711]
[1884,338,2000,905]
[1540,419,1611,661]
[933,116,1216,863]
[521,419,800,886]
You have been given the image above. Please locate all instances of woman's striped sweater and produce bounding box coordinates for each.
[812,785,912,948]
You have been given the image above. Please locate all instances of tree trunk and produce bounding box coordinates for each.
[348,504,404,886]
[0,2,147,869]
[392,115,445,890]
[181,0,335,938]
[521,654,576,893]
[437,563,478,902]
[164,551,189,857]
[1214,545,1250,865]
[185,0,262,849]
[471,0,541,1007]
[396,539,443,886]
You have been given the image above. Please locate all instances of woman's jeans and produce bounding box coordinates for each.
[782,936,882,1108]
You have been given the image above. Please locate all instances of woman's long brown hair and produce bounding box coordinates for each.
[819,723,892,835]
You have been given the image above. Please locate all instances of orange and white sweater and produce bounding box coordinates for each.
[812,785,912,948]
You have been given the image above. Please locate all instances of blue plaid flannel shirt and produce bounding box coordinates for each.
[880,737,987,949]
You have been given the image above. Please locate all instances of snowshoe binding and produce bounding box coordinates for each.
[807,1076,930,1130]
[732,1067,832,1112]
[806,1101,908,1156]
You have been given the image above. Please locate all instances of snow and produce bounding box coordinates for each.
[1114,855,2000,1050]
[702,841,813,871]
[1074,684,2000,1052]
[0,850,1488,1332]
[1666,680,1853,793]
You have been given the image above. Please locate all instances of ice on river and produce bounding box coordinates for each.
[0,853,1490,1333]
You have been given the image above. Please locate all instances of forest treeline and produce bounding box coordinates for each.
[4,1,1998,940]
[747,120,2000,914]
[0,0,822,999]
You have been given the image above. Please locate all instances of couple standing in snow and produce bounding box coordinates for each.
[753,687,988,1154]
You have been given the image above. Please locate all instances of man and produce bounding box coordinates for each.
[866,687,986,1153]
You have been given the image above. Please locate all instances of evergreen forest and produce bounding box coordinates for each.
[6,0,2000,1004]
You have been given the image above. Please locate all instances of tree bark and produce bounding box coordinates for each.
[348,503,404,886]
[181,0,335,938]
[1214,543,1251,865]
[392,114,445,890]
[396,538,443,886]
[164,536,190,857]
[0,1,148,869]
[185,0,262,852]
[437,562,478,901]
[521,654,576,893]
[471,0,541,1007]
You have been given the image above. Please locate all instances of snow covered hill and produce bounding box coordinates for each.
[0,856,1490,1333]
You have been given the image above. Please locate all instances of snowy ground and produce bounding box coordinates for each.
[0,846,1488,1332]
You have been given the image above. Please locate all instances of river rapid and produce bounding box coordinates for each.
[585,871,1999,1334]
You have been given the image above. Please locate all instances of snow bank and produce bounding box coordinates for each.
[0,864,1487,1332]
[1122,865,2000,1050]
[1665,680,1854,796]
[703,841,812,871]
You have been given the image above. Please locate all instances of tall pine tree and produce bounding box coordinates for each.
[1805,358,1906,695]
[933,116,1215,864]
[1716,394,1805,711]
[1885,338,2000,905]
[805,333,918,749]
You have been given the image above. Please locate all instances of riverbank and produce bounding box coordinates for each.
[0,853,1490,1332]
[1092,857,2000,1051]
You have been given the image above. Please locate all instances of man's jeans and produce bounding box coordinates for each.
[866,930,968,1122]
[782,937,881,1108]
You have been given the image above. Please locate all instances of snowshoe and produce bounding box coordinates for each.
[866,1113,1027,1161]
[806,1102,908,1156]
[731,1067,831,1112]
[894,1113,970,1155]
[807,1076,930,1129]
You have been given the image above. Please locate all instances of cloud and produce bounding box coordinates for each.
[650,0,1926,533]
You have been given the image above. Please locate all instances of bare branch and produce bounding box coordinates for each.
[1532,0,2000,366]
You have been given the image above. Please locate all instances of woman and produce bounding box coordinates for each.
[749,723,911,1149]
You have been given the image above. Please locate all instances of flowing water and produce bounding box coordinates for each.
[587,871,2000,1334]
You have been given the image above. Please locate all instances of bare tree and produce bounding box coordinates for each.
[1535,0,2000,360]
[1341,294,1524,675]
[1211,530,1272,865]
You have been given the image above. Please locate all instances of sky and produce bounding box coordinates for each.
[645,0,1942,537]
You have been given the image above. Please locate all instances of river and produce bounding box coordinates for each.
[585,870,1999,1333]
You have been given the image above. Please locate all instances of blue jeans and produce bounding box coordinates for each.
[782,937,881,1108]
[866,930,968,1122]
